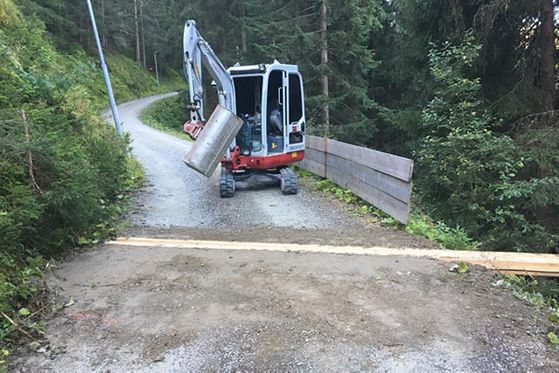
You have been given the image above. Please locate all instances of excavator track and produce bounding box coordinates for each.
[220,167,235,198]
[280,167,298,195]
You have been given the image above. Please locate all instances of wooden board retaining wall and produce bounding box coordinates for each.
[299,136,414,224]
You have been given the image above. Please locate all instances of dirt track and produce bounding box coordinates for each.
[11,95,558,372]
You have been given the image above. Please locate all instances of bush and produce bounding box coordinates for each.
[0,2,151,351]
[305,175,477,250]
[141,92,189,135]
[416,36,557,252]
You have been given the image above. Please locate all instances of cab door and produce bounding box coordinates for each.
[281,70,289,152]
[286,72,305,152]
[266,70,287,154]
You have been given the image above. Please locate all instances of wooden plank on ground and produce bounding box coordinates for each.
[327,153,412,203]
[109,237,559,277]
[327,138,413,182]
[326,165,410,223]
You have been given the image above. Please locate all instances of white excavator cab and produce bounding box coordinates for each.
[228,61,306,158]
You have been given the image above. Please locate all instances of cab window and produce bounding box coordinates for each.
[288,74,303,124]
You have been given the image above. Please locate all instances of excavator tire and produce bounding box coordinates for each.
[280,167,298,195]
[220,167,235,198]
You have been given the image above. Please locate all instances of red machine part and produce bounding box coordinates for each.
[184,121,304,171]
[183,120,206,140]
[224,145,304,171]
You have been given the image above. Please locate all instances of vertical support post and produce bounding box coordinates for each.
[154,51,160,87]
[86,0,123,136]
[140,0,146,68]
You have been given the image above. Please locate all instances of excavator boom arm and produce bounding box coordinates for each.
[183,20,236,123]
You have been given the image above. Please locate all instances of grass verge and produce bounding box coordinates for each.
[140,92,191,141]
[297,169,477,251]
[0,154,144,366]
[495,274,559,347]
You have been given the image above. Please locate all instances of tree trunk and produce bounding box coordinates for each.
[134,0,141,64]
[101,0,108,49]
[240,1,247,58]
[79,12,84,46]
[539,0,555,111]
[140,0,147,68]
[320,0,330,135]
[535,0,556,229]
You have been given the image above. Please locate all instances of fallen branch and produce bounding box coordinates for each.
[26,303,50,321]
[21,109,43,194]
[0,311,37,342]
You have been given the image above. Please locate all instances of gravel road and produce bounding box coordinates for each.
[121,93,351,229]
[11,94,559,372]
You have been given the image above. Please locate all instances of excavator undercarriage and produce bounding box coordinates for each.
[219,166,299,198]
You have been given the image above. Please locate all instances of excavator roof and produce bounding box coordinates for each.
[228,60,299,76]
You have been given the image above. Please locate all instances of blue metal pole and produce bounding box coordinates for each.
[86,0,123,136]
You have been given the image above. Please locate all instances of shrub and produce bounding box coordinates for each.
[0,4,154,351]
[141,92,189,135]
[416,36,557,252]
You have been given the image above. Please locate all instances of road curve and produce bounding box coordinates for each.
[120,93,355,229]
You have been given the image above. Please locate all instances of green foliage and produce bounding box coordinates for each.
[305,171,477,250]
[500,275,559,347]
[158,70,184,93]
[104,54,157,103]
[416,36,557,252]
[0,3,152,353]
[315,179,358,204]
[548,309,559,324]
[450,261,470,274]
[404,215,477,251]
[0,253,44,356]
[457,262,469,274]
[0,255,43,315]
[0,348,8,368]
[140,92,190,139]
[0,0,20,26]
[548,332,559,346]
[498,274,559,309]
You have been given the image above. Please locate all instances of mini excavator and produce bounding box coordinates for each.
[182,20,306,197]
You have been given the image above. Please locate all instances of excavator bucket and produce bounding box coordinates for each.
[183,105,243,177]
